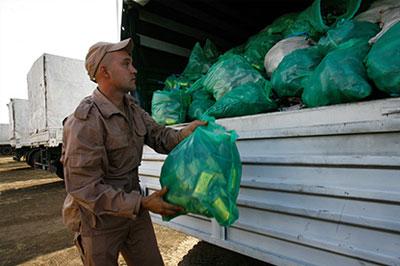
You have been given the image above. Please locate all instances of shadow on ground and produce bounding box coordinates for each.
[178,241,272,266]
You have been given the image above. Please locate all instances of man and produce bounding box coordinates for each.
[61,38,205,266]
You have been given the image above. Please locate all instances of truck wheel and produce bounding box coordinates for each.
[1,146,12,155]
[55,161,64,179]
[178,241,270,266]
[26,149,40,167]
[26,150,34,167]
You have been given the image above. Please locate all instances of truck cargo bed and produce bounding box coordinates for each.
[139,97,400,265]
[27,54,96,147]
[7,99,30,148]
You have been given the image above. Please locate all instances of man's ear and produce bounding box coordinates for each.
[98,65,110,79]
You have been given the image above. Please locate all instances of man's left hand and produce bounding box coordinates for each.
[180,120,207,139]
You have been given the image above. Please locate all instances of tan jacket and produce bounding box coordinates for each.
[61,88,182,235]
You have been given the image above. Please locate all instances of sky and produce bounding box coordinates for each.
[0,0,121,123]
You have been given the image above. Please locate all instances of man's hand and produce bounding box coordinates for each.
[180,120,207,139]
[141,187,183,216]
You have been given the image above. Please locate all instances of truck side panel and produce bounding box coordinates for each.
[27,53,96,147]
[139,98,400,265]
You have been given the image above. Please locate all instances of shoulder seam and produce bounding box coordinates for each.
[74,97,94,120]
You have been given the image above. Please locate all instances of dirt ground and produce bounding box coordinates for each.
[0,156,269,266]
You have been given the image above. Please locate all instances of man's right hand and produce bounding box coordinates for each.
[141,187,183,216]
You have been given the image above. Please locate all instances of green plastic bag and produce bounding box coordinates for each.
[365,22,400,96]
[185,76,205,95]
[188,98,216,121]
[263,13,299,37]
[288,0,362,39]
[241,13,302,70]
[203,39,219,62]
[206,80,277,118]
[188,89,215,121]
[302,39,372,107]
[186,77,215,120]
[271,46,324,98]
[151,89,190,125]
[164,75,192,90]
[243,32,282,71]
[222,44,245,58]
[203,55,265,100]
[181,43,212,82]
[160,117,242,226]
[318,20,379,54]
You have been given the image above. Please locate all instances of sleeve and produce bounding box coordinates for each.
[141,110,184,154]
[62,113,142,220]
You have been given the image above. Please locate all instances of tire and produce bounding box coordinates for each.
[26,149,41,167]
[178,241,271,266]
[55,161,64,179]
[0,146,12,155]
[25,150,34,167]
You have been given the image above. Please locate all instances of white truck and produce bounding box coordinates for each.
[13,53,96,176]
[7,98,30,160]
[0,123,12,155]
[120,0,400,265]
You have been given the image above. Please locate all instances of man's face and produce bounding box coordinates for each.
[107,50,137,93]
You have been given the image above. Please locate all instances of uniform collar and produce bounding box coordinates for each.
[92,88,133,119]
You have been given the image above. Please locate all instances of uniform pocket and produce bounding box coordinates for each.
[62,194,81,232]
[134,121,147,137]
[132,109,147,137]
[106,134,129,151]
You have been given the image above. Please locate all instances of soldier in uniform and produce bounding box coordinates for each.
[61,38,205,265]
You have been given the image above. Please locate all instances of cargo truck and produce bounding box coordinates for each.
[0,123,12,155]
[17,53,96,176]
[120,1,400,265]
[7,98,30,160]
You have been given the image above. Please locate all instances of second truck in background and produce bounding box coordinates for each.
[10,53,95,176]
